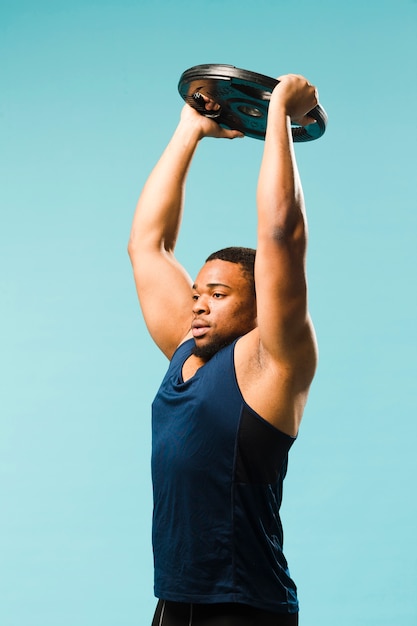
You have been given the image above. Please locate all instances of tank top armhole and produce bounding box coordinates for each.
[231,339,297,443]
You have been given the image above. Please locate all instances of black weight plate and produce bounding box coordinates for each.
[178,64,327,141]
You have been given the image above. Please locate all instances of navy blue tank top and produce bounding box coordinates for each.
[151,339,298,613]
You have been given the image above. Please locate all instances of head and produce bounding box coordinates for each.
[191,247,257,361]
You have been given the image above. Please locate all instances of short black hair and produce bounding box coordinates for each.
[205,247,256,296]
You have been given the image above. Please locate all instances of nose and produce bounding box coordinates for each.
[192,295,209,315]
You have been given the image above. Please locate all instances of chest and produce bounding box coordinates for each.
[152,351,243,470]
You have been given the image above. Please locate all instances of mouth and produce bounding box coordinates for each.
[191,320,210,338]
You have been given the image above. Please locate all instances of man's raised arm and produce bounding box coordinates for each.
[255,75,318,382]
[128,105,243,359]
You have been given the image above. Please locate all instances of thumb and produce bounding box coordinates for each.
[218,127,245,140]
[293,114,316,127]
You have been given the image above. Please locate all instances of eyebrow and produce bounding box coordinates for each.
[192,282,232,290]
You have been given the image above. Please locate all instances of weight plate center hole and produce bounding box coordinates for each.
[237,104,264,118]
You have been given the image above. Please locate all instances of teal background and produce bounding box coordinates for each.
[2,1,416,624]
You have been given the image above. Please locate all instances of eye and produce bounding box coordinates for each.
[212,292,224,299]
[192,294,199,301]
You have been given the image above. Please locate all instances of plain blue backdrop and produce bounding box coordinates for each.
[2,1,416,624]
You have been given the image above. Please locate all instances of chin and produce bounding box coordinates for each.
[192,336,235,361]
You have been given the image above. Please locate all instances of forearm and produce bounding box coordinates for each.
[128,119,201,257]
[257,100,305,241]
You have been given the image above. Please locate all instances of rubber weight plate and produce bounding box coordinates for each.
[178,64,327,141]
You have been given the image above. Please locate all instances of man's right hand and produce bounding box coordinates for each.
[180,103,245,140]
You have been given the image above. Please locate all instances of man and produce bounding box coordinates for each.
[128,74,319,626]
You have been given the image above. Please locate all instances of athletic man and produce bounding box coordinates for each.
[128,74,319,626]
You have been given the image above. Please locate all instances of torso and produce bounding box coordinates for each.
[151,337,299,612]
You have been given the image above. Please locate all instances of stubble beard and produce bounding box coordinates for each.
[191,334,237,361]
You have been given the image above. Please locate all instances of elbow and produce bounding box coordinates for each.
[127,231,142,262]
[127,223,147,260]
[270,217,305,245]
[127,235,134,253]
[127,236,135,260]
[271,224,290,243]
[271,199,306,243]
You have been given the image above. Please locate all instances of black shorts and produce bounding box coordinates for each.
[152,600,299,626]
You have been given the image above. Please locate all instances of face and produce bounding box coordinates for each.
[191,259,257,360]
